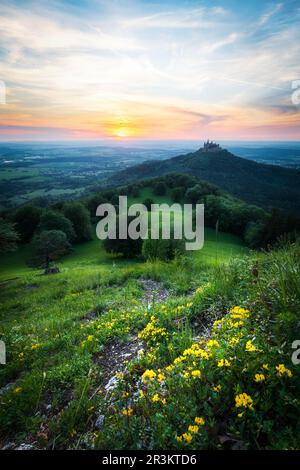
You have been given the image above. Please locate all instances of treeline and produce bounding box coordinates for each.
[1,173,299,265]
[84,173,300,250]
[0,201,92,269]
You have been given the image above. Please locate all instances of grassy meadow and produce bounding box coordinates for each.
[0,188,299,451]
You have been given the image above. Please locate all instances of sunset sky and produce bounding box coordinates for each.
[0,0,300,141]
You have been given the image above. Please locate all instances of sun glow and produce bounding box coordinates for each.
[115,127,128,138]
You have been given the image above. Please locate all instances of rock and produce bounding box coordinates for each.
[95,414,105,430]
[2,442,15,450]
[104,376,118,393]
[15,443,35,450]
[0,382,14,396]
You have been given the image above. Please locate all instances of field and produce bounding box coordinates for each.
[1,183,300,451]
[0,143,188,210]
[0,226,247,281]
[1,212,300,450]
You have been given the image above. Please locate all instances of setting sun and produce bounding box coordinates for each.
[115,127,128,138]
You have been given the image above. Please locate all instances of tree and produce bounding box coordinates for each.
[0,219,19,253]
[171,187,184,202]
[185,184,212,204]
[86,194,108,218]
[38,210,75,241]
[142,237,185,261]
[63,202,92,243]
[102,216,143,258]
[142,198,154,210]
[153,181,166,196]
[30,230,71,268]
[13,205,41,243]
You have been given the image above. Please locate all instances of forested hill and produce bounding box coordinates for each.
[110,147,300,214]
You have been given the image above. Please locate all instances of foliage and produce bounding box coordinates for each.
[38,209,75,241]
[63,202,92,243]
[0,219,19,253]
[13,205,41,243]
[142,237,185,261]
[102,216,143,258]
[30,229,71,268]
[111,147,300,215]
[142,198,155,210]
[153,181,167,196]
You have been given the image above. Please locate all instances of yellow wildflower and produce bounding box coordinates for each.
[245,340,257,352]
[194,416,205,426]
[229,306,250,319]
[14,387,22,394]
[191,370,201,378]
[182,433,193,443]
[217,358,231,367]
[235,393,254,410]
[122,408,133,417]
[141,369,156,383]
[229,337,240,345]
[188,425,199,433]
[254,373,265,383]
[206,339,220,349]
[276,364,293,377]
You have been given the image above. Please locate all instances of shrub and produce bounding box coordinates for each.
[102,216,143,258]
[142,237,185,261]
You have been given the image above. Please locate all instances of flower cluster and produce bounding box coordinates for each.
[235,393,254,410]
[276,364,293,377]
[138,316,168,345]
[176,417,205,444]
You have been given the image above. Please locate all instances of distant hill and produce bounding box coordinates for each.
[110,146,300,214]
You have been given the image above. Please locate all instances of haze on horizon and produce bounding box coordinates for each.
[0,0,300,142]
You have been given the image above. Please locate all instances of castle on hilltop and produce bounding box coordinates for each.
[203,140,222,152]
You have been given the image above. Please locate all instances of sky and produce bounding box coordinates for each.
[0,0,300,141]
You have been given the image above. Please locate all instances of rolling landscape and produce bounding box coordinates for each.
[1,142,300,450]
[0,0,300,458]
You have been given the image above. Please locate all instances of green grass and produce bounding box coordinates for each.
[0,239,299,450]
[0,226,247,281]
[7,186,300,451]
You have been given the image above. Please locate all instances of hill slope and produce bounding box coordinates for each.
[110,147,300,213]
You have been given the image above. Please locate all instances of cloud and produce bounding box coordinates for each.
[0,0,299,140]
[257,3,283,27]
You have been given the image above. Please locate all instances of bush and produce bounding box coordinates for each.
[102,216,143,258]
[142,237,185,261]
